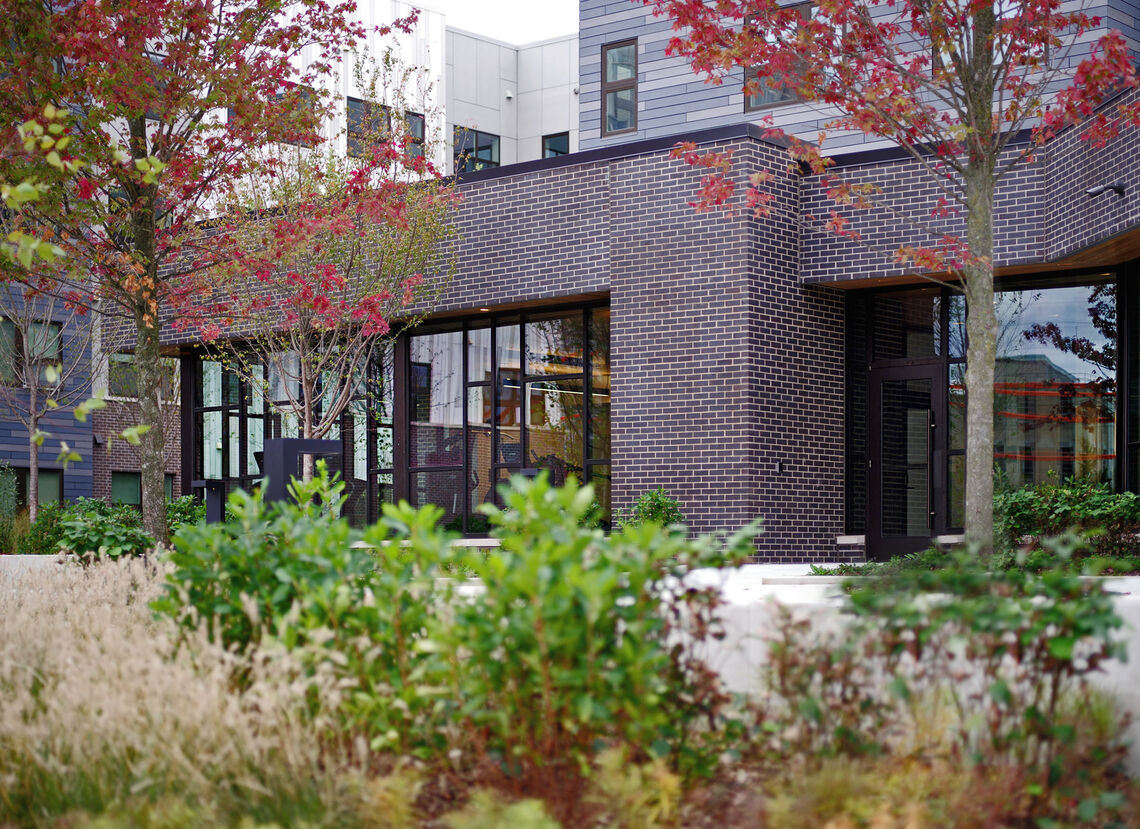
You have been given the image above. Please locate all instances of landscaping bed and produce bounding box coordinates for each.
[2,470,1138,827]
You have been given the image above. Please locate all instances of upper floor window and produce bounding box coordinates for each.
[744,4,811,112]
[453,127,500,173]
[347,98,426,159]
[601,40,637,136]
[0,319,61,386]
[106,352,178,401]
[542,132,570,158]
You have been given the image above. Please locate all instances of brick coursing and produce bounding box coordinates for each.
[800,145,1046,285]
[800,86,1140,285]
[439,136,849,560]
[91,401,182,503]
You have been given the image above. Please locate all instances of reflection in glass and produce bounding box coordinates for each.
[372,347,395,425]
[948,363,965,451]
[526,312,584,376]
[881,378,931,536]
[410,330,464,467]
[590,464,612,530]
[377,472,394,507]
[202,411,222,479]
[948,454,965,530]
[605,89,636,134]
[200,361,222,407]
[527,378,585,486]
[468,324,491,383]
[948,294,966,358]
[873,288,941,360]
[351,398,368,481]
[604,44,636,82]
[590,309,611,459]
[376,425,393,469]
[412,469,464,533]
[993,284,1115,487]
[467,386,494,523]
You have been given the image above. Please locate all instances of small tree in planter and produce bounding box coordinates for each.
[206,54,459,482]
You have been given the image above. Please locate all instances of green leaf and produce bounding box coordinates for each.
[45,150,61,169]
[798,695,823,724]
[1046,636,1075,661]
[887,675,911,701]
[1100,791,1126,810]
[56,442,81,468]
[118,424,150,445]
[1076,799,1098,822]
[989,680,1013,707]
[74,395,107,422]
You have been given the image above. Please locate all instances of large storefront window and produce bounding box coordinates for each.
[188,303,610,531]
[991,285,1116,487]
[407,306,611,533]
[849,276,1118,555]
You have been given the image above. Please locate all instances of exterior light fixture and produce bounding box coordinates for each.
[1086,183,1125,198]
[479,307,491,312]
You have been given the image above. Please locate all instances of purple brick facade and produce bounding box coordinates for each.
[431,135,849,558]
[802,87,1140,286]
[157,89,1140,561]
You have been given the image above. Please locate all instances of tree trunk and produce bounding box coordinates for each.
[27,406,38,524]
[963,165,997,555]
[135,311,168,543]
[302,412,315,482]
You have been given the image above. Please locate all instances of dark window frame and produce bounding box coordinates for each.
[600,39,638,137]
[185,304,610,534]
[347,97,426,159]
[107,352,179,401]
[542,132,570,158]
[402,302,611,535]
[453,126,500,173]
[743,3,812,113]
[111,470,175,506]
[12,466,63,511]
[0,319,62,387]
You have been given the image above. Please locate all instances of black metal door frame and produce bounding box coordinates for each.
[867,361,945,559]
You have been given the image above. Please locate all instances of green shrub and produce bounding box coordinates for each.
[18,494,204,559]
[614,486,685,530]
[439,474,759,777]
[165,494,205,532]
[0,463,20,554]
[844,536,1125,786]
[16,499,70,555]
[995,474,1140,559]
[156,464,457,757]
[156,467,762,780]
[58,501,155,562]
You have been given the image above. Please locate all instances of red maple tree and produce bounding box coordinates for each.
[0,0,419,538]
[648,0,1139,550]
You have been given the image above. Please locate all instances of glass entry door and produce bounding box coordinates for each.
[868,364,943,558]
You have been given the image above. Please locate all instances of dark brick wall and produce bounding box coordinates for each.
[1044,87,1140,262]
[606,139,846,558]
[91,401,181,503]
[440,137,846,557]
[801,145,1046,284]
[801,87,1140,286]
[435,163,611,313]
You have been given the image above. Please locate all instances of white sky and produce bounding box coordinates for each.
[418,0,578,44]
